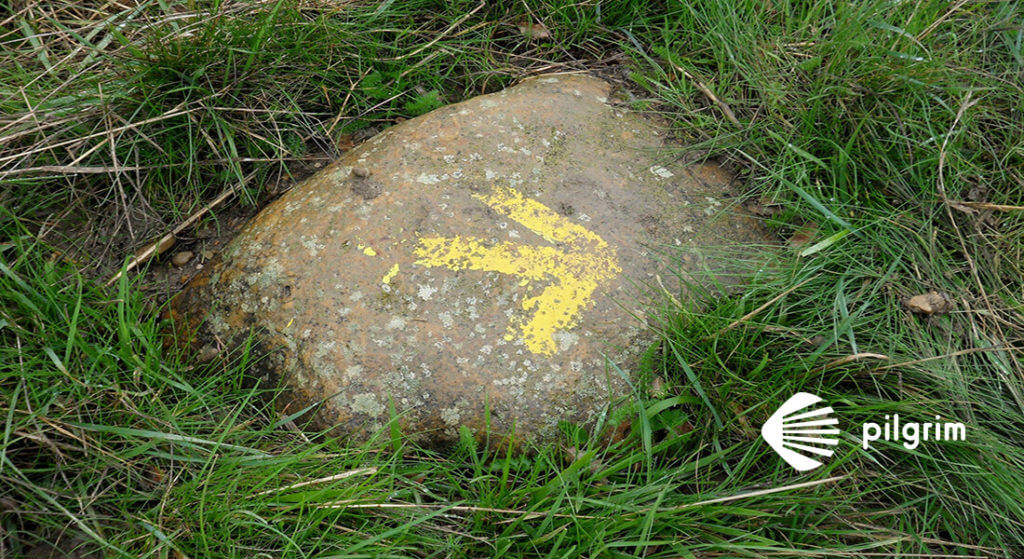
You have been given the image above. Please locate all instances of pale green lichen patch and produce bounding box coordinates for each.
[440,407,461,426]
[351,393,384,417]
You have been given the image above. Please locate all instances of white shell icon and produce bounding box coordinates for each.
[762,392,840,471]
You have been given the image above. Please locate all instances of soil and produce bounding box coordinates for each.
[41,148,368,302]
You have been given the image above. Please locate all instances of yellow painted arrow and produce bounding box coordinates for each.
[413,186,621,356]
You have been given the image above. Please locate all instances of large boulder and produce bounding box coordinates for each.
[168,74,767,447]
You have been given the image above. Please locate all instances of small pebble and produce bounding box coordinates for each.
[172,251,194,267]
[352,166,371,178]
[197,345,220,363]
[906,291,952,315]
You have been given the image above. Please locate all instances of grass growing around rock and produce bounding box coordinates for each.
[2,0,1023,557]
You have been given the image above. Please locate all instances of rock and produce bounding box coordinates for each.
[906,291,952,315]
[787,222,818,250]
[171,251,193,267]
[517,21,552,41]
[168,74,769,448]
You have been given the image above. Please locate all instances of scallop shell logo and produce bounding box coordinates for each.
[762,392,840,471]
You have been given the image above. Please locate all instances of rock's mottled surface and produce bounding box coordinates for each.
[169,74,768,447]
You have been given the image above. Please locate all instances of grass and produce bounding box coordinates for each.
[2,0,1023,557]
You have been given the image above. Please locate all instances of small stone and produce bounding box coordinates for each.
[648,376,667,398]
[353,126,379,143]
[171,251,193,267]
[196,345,220,363]
[517,21,552,41]
[787,222,818,249]
[906,291,952,315]
[352,166,371,178]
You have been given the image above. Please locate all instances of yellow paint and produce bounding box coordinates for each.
[382,263,400,285]
[414,186,620,356]
[357,244,377,256]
